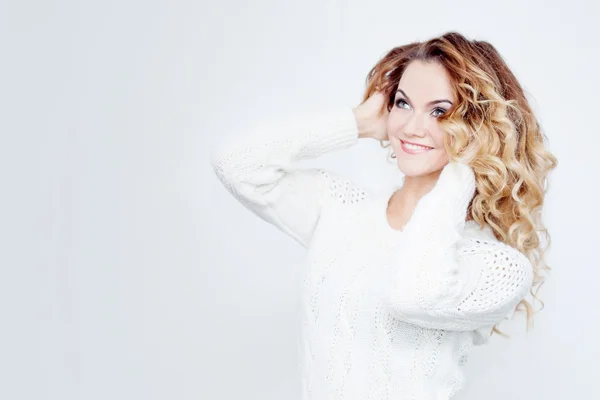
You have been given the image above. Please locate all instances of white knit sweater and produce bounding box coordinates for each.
[210,107,534,400]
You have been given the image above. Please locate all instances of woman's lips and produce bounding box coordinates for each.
[400,139,433,155]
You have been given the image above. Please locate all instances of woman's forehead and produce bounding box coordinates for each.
[397,60,455,102]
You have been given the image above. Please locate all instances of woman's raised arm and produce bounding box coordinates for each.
[386,163,534,331]
[210,108,360,248]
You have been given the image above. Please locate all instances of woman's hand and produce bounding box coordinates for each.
[353,90,389,141]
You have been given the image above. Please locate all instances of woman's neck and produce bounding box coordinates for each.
[392,169,442,211]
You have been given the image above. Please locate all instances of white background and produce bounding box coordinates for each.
[1,0,599,399]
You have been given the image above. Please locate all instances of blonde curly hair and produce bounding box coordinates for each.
[364,32,558,337]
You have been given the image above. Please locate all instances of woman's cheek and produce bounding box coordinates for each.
[389,136,402,156]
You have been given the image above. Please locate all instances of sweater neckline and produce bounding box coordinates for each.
[379,185,407,236]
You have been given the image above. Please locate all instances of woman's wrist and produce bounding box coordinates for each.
[352,107,372,139]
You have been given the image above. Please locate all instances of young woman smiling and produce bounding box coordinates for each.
[211,31,557,400]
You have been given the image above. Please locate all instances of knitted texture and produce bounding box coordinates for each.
[210,108,534,400]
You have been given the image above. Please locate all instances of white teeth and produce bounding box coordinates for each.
[404,142,431,150]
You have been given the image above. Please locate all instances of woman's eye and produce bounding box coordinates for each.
[431,108,447,117]
[395,99,410,109]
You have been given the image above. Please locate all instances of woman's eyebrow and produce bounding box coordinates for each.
[396,89,453,106]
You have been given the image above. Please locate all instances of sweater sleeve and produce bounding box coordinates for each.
[210,108,360,248]
[386,163,535,331]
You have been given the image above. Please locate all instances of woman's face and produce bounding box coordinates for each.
[386,60,457,177]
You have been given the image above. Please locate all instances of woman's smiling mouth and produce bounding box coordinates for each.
[400,139,434,154]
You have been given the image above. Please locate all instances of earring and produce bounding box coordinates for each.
[391,152,396,159]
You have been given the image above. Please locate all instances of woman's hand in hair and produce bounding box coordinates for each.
[353,90,389,141]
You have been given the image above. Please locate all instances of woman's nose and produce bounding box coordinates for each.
[404,112,426,137]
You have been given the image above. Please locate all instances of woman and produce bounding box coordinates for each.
[210,32,557,399]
